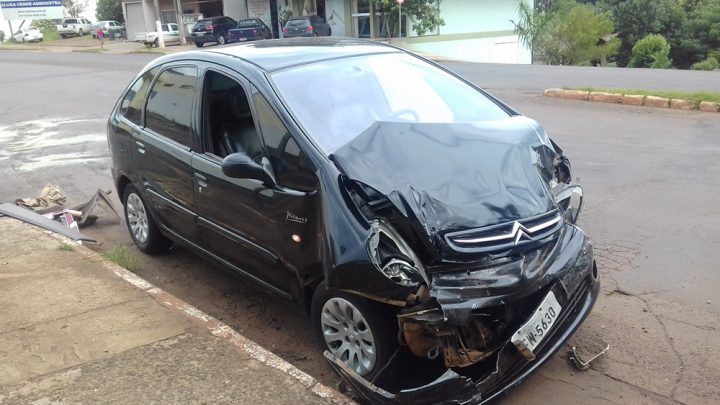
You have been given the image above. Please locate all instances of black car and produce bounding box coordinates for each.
[191,16,236,47]
[282,15,331,37]
[228,18,273,43]
[107,38,598,404]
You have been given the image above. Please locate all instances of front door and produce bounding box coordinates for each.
[192,68,319,299]
[134,65,200,243]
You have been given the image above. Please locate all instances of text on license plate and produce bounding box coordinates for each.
[511,291,562,358]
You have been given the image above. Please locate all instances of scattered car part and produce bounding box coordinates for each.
[568,339,610,371]
[0,203,96,243]
[15,183,66,210]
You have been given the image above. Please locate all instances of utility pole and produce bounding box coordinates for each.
[396,0,404,39]
[174,0,187,45]
[152,0,165,47]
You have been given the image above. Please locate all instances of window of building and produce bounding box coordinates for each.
[145,66,198,147]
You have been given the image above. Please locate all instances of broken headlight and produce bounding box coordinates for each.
[553,184,583,224]
[368,220,429,287]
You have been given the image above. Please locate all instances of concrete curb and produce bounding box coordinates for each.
[544,88,720,113]
[42,229,354,405]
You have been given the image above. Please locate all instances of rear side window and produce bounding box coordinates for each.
[237,20,259,28]
[119,68,158,125]
[145,66,198,147]
[65,19,78,24]
[287,19,309,27]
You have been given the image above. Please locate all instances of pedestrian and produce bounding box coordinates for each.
[96,27,104,49]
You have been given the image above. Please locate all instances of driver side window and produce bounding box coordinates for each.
[202,70,263,161]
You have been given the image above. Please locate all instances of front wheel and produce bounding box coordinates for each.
[78,29,83,36]
[311,281,398,379]
[217,34,226,45]
[195,41,203,48]
[123,185,170,254]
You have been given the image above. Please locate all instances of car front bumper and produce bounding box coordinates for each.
[324,227,600,404]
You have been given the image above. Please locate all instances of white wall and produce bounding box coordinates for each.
[325,0,345,37]
[407,35,531,64]
[224,0,248,21]
[435,0,524,35]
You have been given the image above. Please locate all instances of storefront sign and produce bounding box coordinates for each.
[0,0,63,20]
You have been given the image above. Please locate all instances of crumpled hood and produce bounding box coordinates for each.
[331,116,560,237]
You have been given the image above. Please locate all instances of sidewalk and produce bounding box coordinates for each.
[0,217,350,404]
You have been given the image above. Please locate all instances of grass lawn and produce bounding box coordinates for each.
[567,87,720,104]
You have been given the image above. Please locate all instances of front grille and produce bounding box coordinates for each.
[444,210,563,254]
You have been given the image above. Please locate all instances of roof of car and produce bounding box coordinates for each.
[201,38,402,72]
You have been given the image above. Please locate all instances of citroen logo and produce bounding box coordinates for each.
[510,221,533,245]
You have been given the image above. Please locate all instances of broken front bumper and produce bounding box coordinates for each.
[324,227,600,404]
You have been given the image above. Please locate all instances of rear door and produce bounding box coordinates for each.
[191,66,320,299]
[133,64,200,243]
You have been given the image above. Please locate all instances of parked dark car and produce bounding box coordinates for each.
[107,38,598,404]
[191,16,236,47]
[282,15,331,37]
[228,18,273,43]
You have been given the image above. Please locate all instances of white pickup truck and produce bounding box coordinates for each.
[56,18,92,38]
[135,23,181,47]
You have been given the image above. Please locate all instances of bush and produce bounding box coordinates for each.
[692,56,719,71]
[629,34,673,68]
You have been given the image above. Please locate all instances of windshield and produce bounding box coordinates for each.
[287,18,309,27]
[271,53,510,154]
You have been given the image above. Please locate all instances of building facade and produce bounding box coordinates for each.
[122,0,531,64]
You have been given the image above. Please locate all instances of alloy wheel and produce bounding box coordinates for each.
[320,297,377,376]
[126,193,149,245]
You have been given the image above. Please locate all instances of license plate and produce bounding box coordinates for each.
[238,37,247,41]
[511,290,562,360]
[194,32,205,36]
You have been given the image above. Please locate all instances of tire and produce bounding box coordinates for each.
[78,29,83,36]
[153,38,159,48]
[195,41,203,48]
[311,281,398,379]
[122,185,170,254]
[61,34,67,39]
[217,34,225,45]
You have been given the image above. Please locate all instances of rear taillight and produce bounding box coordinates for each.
[283,28,288,33]
[306,26,313,31]
[206,25,214,30]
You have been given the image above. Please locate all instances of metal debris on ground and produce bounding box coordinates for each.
[0,203,96,243]
[568,339,610,371]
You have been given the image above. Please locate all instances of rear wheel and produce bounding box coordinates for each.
[195,41,203,48]
[311,281,398,379]
[217,34,226,45]
[122,185,170,254]
[78,28,84,36]
[61,33,67,39]
[153,38,159,47]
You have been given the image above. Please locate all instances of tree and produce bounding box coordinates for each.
[369,0,444,38]
[512,0,618,65]
[612,0,684,66]
[669,0,720,68]
[96,0,124,23]
[629,34,672,68]
[63,0,87,17]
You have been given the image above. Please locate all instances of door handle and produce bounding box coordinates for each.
[135,141,145,154]
[194,173,208,190]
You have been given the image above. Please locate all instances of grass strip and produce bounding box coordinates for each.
[566,87,720,104]
[104,245,139,272]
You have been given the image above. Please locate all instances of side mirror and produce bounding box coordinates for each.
[221,152,276,187]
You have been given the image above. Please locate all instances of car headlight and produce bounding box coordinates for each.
[553,184,583,224]
[367,220,429,287]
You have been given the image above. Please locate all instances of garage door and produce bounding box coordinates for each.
[124,2,145,40]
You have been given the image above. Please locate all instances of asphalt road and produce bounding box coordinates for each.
[1,50,719,404]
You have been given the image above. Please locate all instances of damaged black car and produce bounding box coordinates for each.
[108,38,598,404]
